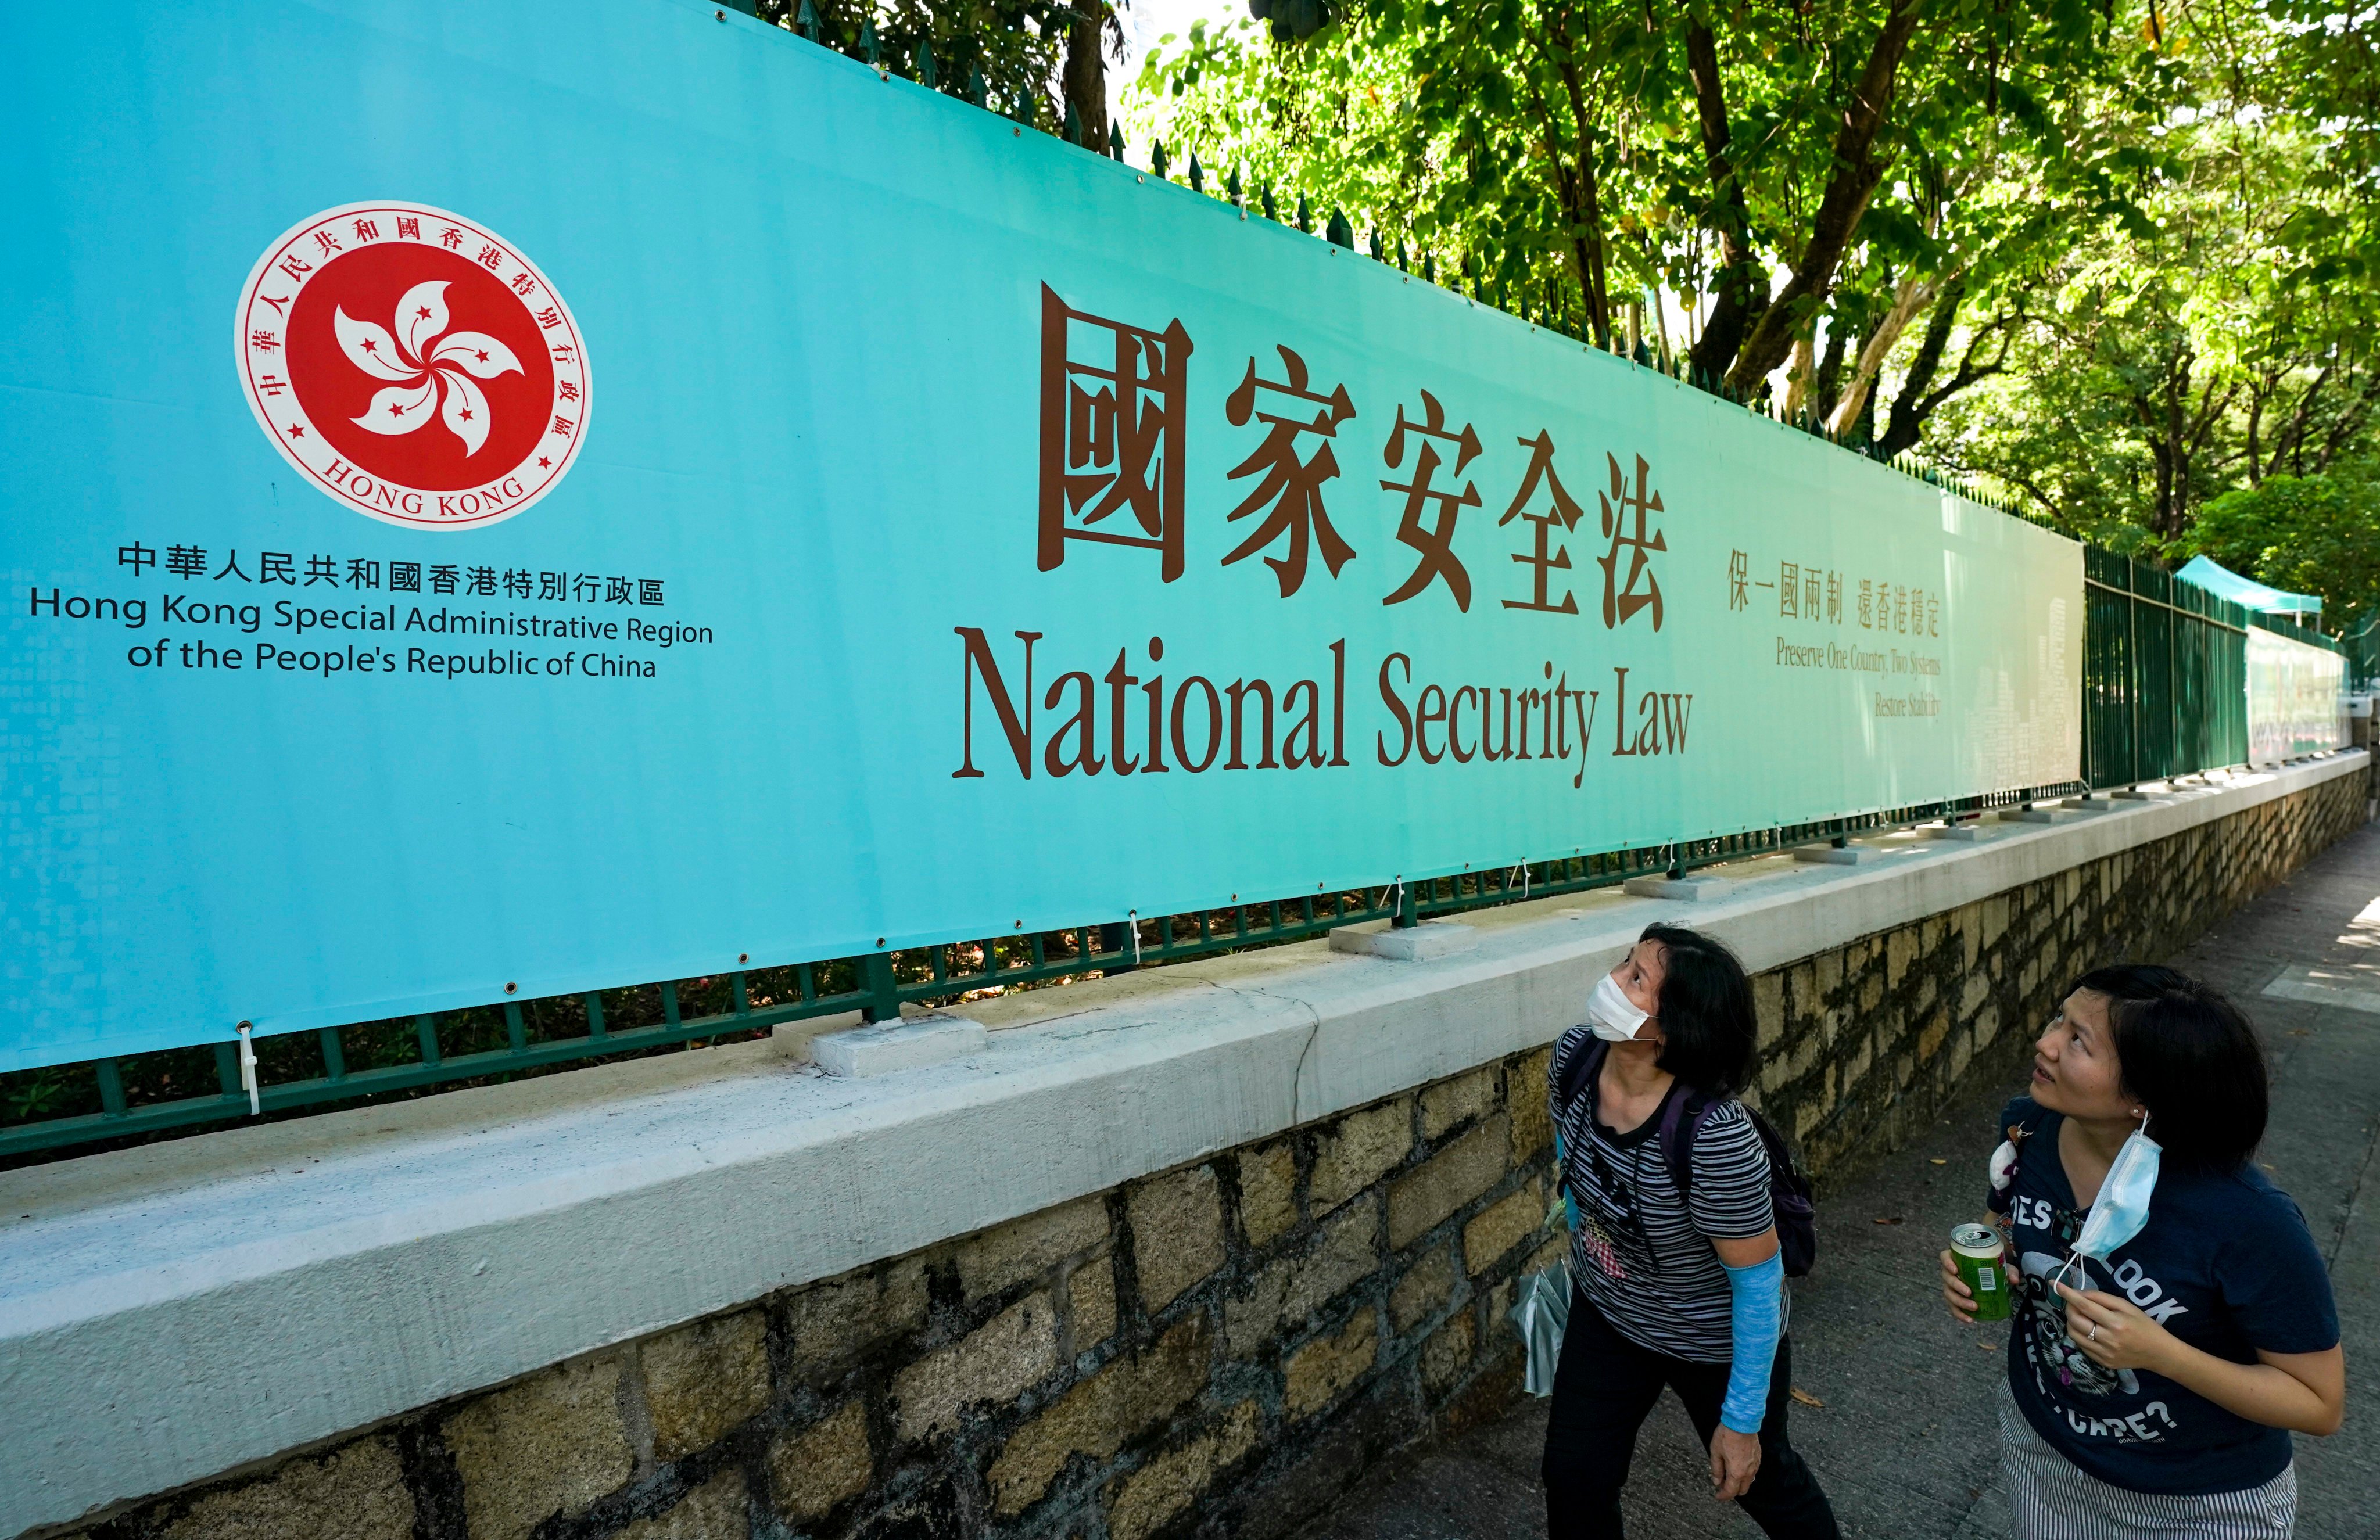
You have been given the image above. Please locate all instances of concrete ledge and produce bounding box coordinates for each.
[0,751,2362,1537]
[1791,843,1868,865]
[1328,920,1478,961]
[1999,807,2059,824]
[1923,824,1981,842]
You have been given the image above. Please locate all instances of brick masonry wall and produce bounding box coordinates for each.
[1755,769,2368,1179]
[61,769,2364,1540]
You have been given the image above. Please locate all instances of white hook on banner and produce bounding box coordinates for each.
[1390,877,1403,917]
[235,1022,260,1116]
[1128,910,1142,965]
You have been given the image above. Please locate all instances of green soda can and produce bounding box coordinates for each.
[1951,1223,2012,1322]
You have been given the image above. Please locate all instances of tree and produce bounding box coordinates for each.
[1128,0,2378,555]
[1931,0,2380,545]
[2190,463,2380,631]
[1138,0,2105,376]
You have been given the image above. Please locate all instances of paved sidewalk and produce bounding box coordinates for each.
[1299,824,2380,1539]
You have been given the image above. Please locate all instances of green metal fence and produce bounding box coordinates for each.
[2343,612,2380,691]
[2082,547,2252,789]
[0,785,2084,1161]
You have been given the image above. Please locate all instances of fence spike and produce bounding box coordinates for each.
[1151,137,1169,178]
[1064,98,1083,145]
[1397,239,1409,272]
[1422,251,1435,283]
[1227,164,1242,202]
[795,0,820,41]
[1109,121,1124,159]
[1188,152,1204,192]
[860,19,879,63]
[1296,193,1311,232]
[1368,227,1383,259]
[968,63,986,107]
[917,40,935,88]
[1261,182,1278,220]
[1327,208,1352,247]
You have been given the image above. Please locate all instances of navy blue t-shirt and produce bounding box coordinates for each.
[1985,1097,2339,1495]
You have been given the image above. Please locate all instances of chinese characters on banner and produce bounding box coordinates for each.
[1726,549,1940,637]
[116,541,665,606]
[1223,344,1356,597]
[1035,291,1668,630]
[1038,286,1192,583]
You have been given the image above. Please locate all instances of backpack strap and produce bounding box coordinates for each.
[1655,1085,1718,1204]
[1554,1033,1608,1120]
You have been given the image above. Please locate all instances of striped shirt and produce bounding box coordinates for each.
[1549,1026,1776,1363]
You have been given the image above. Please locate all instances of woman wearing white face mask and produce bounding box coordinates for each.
[1940,965,2345,1538]
[1542,924,1840,1539]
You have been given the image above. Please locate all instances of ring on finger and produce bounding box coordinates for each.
[2087,1323,2098,1341]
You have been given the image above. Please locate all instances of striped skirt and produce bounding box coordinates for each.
[1998,1381,2297,1538]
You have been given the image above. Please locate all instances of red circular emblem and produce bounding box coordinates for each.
[234,202,590,530]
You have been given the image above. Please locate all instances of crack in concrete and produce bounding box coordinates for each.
[1200,979,1328,1126]
[2325,1106,2379,1271]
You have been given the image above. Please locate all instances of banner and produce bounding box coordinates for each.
[0,0,2082,1071]
[2246,628,2348,764]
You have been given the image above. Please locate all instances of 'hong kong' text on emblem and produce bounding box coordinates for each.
[234,202,591,530]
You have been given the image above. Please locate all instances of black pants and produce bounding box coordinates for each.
[1541,1287,1841,1539]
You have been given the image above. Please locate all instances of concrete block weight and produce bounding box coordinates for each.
[812,1013,986,1077]
[1329,921,1478,960]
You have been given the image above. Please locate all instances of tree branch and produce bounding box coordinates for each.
[1726,0,1930,390]
[1684,16,1765,383]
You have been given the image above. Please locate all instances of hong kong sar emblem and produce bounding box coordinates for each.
[234,202,590,530]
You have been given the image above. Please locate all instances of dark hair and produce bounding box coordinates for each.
[2066,964,2268,1172]
[1643,923,1757,1095]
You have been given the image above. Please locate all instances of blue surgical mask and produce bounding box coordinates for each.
[2058,1119,2160,1286]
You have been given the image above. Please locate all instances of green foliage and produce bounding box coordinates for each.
[1124,0,2380,596]
[2190,463,2380,630]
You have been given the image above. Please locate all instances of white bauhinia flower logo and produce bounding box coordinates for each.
[335,280,524,457]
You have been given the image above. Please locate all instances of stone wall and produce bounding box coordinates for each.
[60,765,2365,1540]
[1758,764,2368,1179]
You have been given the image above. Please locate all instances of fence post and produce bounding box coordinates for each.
[2127,558,2141,787]
[861,950,901,1022]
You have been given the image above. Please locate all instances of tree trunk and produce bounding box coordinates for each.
[1874,276,1966,458]
[1683,19,1765,384]
[1724,0,1929,392]
[1063,3,1109,152]
[1541,17,1613,347]
[1826,273,1939,436]
[1784,333,1815,418]
[1812,324,1850,422]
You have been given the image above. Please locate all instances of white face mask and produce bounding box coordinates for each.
[1585,972,1651,1043]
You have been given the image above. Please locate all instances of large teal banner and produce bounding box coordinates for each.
[0,0,2081,1072]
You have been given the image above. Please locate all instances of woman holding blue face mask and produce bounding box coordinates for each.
[1939,965,2345,1538]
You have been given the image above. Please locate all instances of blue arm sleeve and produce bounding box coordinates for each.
[1553,1132,1580,1230]
[1720,1252,1785,1434]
